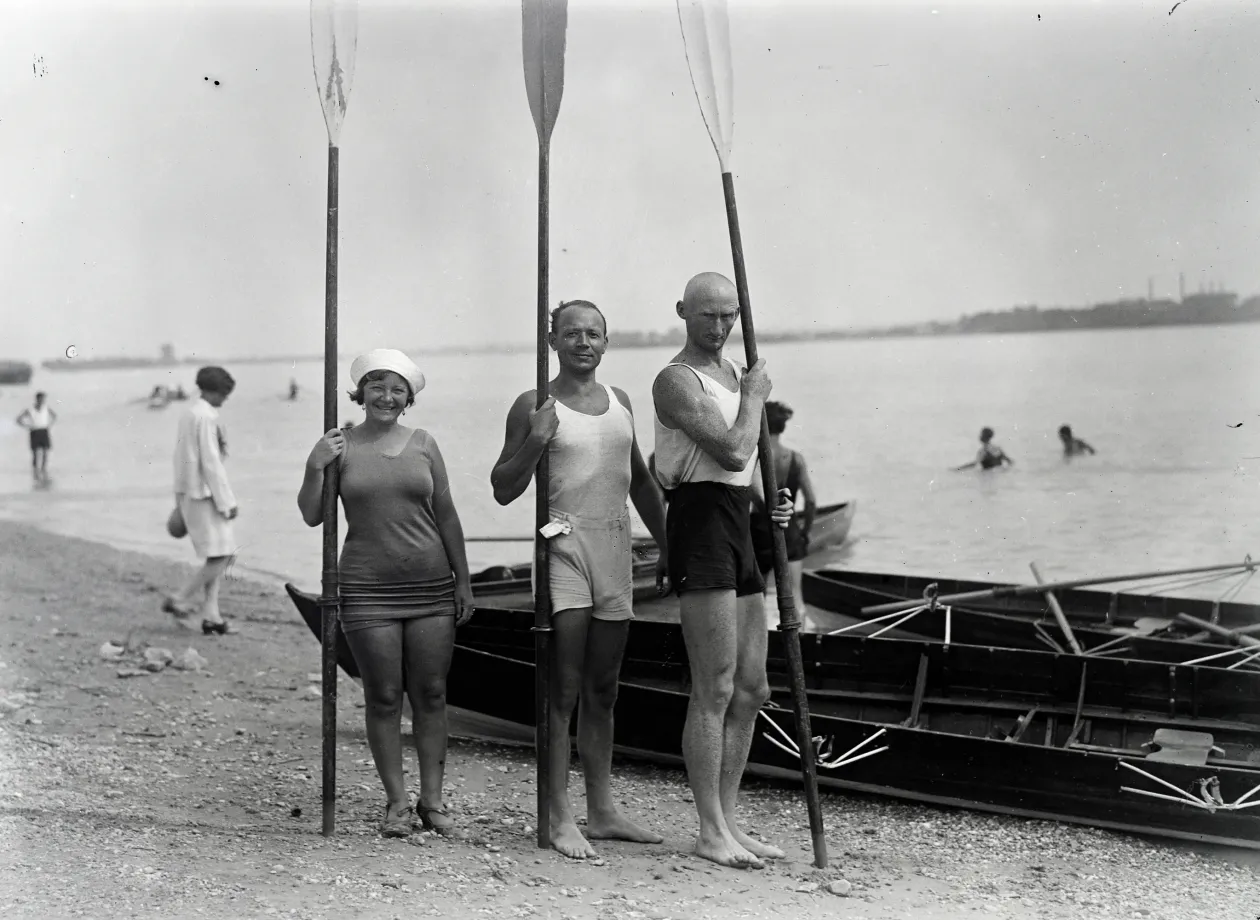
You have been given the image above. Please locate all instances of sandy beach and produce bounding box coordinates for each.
[0,520,1256,920]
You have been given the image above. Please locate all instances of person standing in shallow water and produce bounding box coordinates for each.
[491,299,669,861]
[652,272,794,870]
[163,367,239,635]
[955,427,1013,471]
[297,349,473,839]
[15,391,56,483]
[1058,424,1096,459]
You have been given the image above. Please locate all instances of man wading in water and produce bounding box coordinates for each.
[652,272,793,870]
[491,299,669,860]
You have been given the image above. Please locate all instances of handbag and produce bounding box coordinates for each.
[166,504,188,539]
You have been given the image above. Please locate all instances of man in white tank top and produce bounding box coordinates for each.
[651,272,793,870]
[15,391,56,483]
[491,300,669,860]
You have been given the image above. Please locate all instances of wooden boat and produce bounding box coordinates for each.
[468,500,856,600]
[803,569,1260,664]
[285,586,1260,849]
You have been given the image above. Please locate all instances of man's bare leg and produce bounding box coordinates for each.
[719,592,784,859]
[679,589,761,869]
[581,617,662,845]
[548,608,598,859]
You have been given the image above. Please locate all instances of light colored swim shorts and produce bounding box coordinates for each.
[540,509,634,622]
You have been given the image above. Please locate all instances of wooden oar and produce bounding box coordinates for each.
[310,0,357,837]
[1175,613,1260,649]
[522,0,567,850]
[1030,562,1084,655]
[676,0,827,869]
[862,559,1256,616]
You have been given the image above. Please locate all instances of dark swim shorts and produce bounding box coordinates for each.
[666,482,765,597]
[749,512,807,576]
[29,429,50,450]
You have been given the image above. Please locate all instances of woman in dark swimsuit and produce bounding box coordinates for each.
[297,349,474,839]
[955,427,1014,471]
[749,401,817,575]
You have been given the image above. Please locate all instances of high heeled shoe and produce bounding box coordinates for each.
[201,619,238,636]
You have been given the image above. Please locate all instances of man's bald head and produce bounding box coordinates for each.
[680,272,738,313]
[675,272,740,354]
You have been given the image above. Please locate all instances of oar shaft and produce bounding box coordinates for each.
[861,559,1256,615]
[1176,613,1260,649]
[721,171,827,869]
[533,142,553,850]
[1030,562,1083,656]
[320,143,342,838]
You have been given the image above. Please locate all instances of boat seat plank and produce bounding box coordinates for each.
[1143,728,1218,765]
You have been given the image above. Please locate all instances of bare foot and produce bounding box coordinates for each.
[727,824,784,860]
[694,829,764,870]
[550,820,597,860]
[586,810,664,845]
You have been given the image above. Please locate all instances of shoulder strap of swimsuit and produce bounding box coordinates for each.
[602,384,630,417]
[664,362,715,396]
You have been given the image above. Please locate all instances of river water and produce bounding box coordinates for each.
[2,325,1257,604]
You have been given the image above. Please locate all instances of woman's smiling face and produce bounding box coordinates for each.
[361,371,412,423]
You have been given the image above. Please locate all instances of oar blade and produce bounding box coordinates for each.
[522,0,569,145]
[311,0,359,145]
[676,0,735,170]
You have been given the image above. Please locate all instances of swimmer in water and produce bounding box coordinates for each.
[955,427,1013,471]
[1058,424,1095,459]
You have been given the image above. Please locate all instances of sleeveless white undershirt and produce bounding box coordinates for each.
[653,357,756,490]
[548,384,634,520]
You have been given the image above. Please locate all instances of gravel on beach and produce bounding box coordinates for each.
[0,521,1256,920]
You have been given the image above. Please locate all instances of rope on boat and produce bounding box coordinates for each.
[757,707,889,770]
[825,603,950,641]
[1224,648,1260,671]
[1118,761,1260,813]
[1183,646,1260,667]
[1120,564,1255,601]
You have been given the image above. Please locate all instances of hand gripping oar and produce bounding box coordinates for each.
[677,0,828,869]
[522,0,568,850]
[310,0,357,837]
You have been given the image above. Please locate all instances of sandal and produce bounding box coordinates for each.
[416,803,456,835]
[380,804,414,838]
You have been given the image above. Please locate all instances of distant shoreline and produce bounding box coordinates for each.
[35,290,1260,370]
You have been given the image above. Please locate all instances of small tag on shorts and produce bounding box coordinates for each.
[539,519,573,539]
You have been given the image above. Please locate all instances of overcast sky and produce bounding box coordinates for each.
[1,0,1257,362]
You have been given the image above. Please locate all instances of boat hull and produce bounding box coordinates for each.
[286,588,1260,849]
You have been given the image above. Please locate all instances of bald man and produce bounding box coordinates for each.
[651,272,792,870]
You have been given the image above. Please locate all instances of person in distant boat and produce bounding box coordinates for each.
[298,349,473,840]
[171,385,187,401]
[955,427,1013,471]
[652,271,794,870]
[491,299,669,861]
[163,367,239,635]
[748,401,816,606]
[15,391,56,483]
[1058,424,1095,458]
